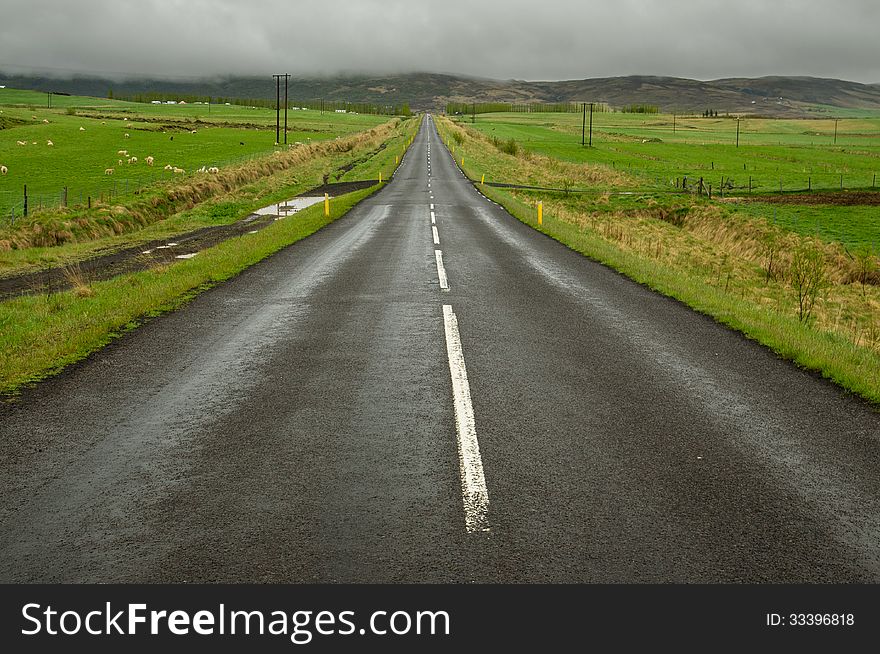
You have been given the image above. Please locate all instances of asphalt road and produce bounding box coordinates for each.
[2,115,879,583]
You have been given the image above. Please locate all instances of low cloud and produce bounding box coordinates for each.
[1,0,877,83]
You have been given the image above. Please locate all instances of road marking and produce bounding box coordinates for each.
[430,210,435,224]
[430,203,434,210]
[442,305,490,533]
[435,249,448,290]
[433,225,440,245]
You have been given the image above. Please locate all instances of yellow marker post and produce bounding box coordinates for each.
[324,193,330,217]
[395,155,399,165]
[461,157,465,167]
[538,201,543,226]
[379,171,383,183]
[481,174,485,184]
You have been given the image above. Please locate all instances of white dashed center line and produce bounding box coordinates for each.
[435,250,449,291]
[442,305,490,534]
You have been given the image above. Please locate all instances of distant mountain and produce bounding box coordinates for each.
[2,71,879,116]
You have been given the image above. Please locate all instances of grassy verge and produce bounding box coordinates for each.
[0,185,379,396]
[436,116,880,405]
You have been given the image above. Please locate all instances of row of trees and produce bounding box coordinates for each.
[110,90,410,116]
[445,101,612,115]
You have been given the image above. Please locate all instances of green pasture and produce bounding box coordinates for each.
[459,111,880,193]
[0,88,390,216]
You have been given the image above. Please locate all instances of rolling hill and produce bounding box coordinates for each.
[2,71,879,116]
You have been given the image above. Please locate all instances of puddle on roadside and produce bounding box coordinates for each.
[252,196,325,217]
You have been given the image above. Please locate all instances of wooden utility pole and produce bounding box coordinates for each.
[283,74,290,144]
[581,103,586,146]
[272,74,283,144]
[589,102,594,147]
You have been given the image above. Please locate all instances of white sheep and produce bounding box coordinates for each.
[46,140,54,146]
[1,165,7,175]
[129,156,137,163]
[164,164,173,170]
[190,130,197,134]
[79,127,85,131]
[173,167,185,174]
[197,166,206,173]
[124,133,130,138]
[104,168,114,175]
[145,156,154,166]
[208,166,219,174]
[42,119,49,124]
[119,159,123,165]
[16,140,26,146]
[117,150,128,156]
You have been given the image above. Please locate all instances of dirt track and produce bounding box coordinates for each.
[746,190,880,205]
[0,180,376,300]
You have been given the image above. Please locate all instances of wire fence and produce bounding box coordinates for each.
[0,147,289,226]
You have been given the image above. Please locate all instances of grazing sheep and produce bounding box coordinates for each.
[104,168,114,175]
[42,119,49,124]
[31,115,37,119]
[173,167,185,174]
[117,150,128,156]
[16,140,26,146]
[124,133,130,138]
[118,159,123,165]
[190,130,196,134]
[145,156,154,166]
[197,166,207,173]
[1,165,7,175]
[129,156,137,163]
[46,140,53,146]
[208,167,219,174]
[79,126,85,131]
[164,164,173,170]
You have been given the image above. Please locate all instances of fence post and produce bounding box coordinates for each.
[23,184,28,217]
[63,186,68,207]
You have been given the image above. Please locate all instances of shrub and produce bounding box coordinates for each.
[790,243,830,322]
[498,138,519,156]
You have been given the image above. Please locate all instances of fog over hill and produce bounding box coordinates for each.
[2,71,880,116]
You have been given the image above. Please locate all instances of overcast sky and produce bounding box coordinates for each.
[1,0,878,83]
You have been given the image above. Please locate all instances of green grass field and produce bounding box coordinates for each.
[453,110,880,251]
[461,111,880,193]
[0,88,391,217]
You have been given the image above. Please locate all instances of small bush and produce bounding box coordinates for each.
[65,107,77,116]
[498,138,519,156]
[790,243,830,322]
[452,131,464,145]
